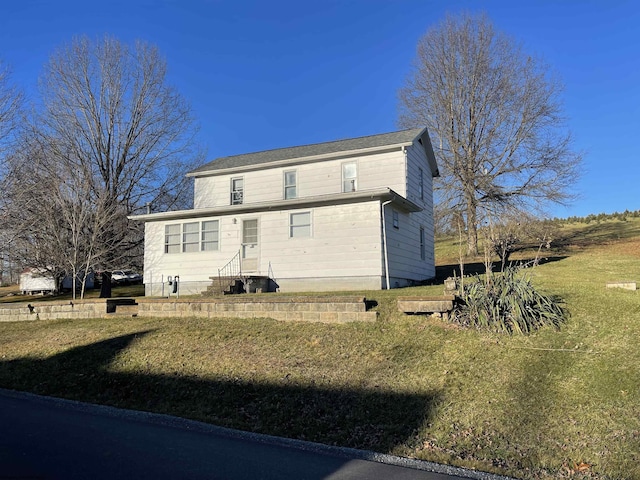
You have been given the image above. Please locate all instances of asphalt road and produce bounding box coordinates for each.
[0,389,511,480]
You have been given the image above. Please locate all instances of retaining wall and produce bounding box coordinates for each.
[0,296,377,323]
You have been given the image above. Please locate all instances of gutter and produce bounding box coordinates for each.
[381,200,393,290]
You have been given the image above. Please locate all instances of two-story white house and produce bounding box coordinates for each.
[130,127,439,295]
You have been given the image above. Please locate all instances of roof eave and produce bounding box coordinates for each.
[128,188,421,222]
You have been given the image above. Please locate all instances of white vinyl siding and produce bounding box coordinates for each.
[260,202,383,281]
[289,211,311,238]
[192,150,409,208]
[145,202,385,290]
[145,135,437,291]
[406,143,433,206]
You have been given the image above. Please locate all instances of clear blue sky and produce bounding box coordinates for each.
[1,0,638,218]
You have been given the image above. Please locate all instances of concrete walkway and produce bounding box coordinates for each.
[0,389,513,480]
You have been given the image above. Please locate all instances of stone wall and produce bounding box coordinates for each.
[137,296,377,323]
[0,296,377,324]
[0,300,107,322]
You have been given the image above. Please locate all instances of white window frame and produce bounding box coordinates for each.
[284,170,297,199]
[242,218,259,245]
[231,177,244,205]
[289,211,312,238]
[201,220,220,251]
[164,224,181,254]
[164,220,221,254]
[342,162,357,193]
[182,222,200,253]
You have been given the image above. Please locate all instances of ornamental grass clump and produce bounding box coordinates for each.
[452,266,566,334]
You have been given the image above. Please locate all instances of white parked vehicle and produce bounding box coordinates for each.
[111,270,143,285]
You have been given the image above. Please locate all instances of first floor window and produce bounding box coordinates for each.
[419,227,425,260]
[289,211,311,238]
[201,220,220,251]
[165,224,181,254]
[182,222,199,252]
[392,210,399,229]
[165,219,220,254]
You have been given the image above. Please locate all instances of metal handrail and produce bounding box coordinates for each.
[218,250,242,291]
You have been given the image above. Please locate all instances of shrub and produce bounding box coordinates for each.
[452,266,566,334]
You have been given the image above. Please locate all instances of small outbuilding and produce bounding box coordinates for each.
[19,268,95,295]
[19,269,56,294]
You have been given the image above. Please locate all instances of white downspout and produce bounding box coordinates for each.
[381,199,393,290]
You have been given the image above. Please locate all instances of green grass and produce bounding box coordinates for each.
[1,218,640,479]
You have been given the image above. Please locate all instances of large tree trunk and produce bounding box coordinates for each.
[466,196,479,255]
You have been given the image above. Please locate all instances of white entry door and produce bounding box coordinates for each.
[242,219,259,272]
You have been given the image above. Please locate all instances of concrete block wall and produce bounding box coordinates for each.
[137,296,377,323]
[0,296,377,323]
[0,300,107,322]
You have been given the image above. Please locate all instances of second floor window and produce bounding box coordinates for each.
[284,170,297,199]
[418,167,424,200]
[231,177,244,205]
[342,162,357,192]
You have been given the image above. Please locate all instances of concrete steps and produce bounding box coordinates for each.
[397,295,456,319]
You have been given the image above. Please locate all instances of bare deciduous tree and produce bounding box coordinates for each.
[3,136,126,298]
[398,13,581,254]
[0,61,24,285]
[0,60,22,157]
[36,35,201,268]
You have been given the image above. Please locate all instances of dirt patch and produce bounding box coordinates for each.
[591,238,640,258]
[612,238,640,257]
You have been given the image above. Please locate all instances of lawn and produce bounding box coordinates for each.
[1,219,639,479]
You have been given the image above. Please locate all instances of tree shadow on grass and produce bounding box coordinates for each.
[555,221,640,250]
[434,256,569,283]
[0,331,441,453]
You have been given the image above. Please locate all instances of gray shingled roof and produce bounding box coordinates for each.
[189,127,426,175]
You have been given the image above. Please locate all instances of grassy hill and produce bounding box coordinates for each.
[1,218,639,479]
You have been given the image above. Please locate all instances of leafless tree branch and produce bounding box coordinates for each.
[398,13,582,254]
